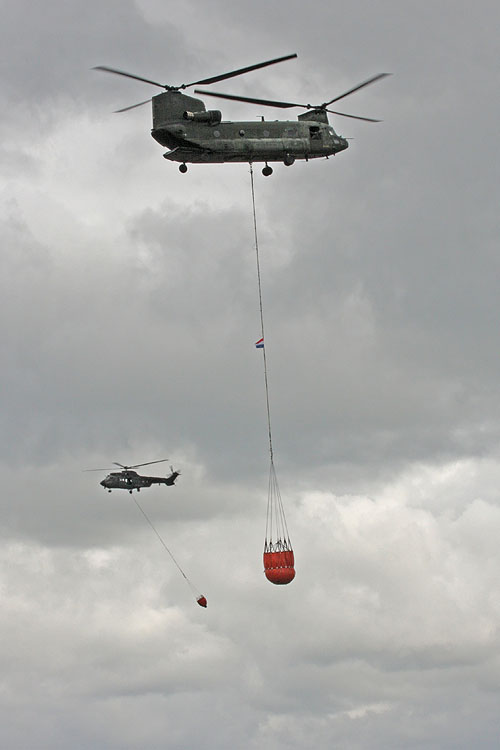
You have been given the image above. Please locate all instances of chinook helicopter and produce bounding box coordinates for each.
[86,460,180,494]
[94,54,389,176]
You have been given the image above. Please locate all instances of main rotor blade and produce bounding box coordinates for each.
[194,89,298,108]
[324,73,391,106]
[93,66,166,89]
[127,459,170,469]
[114,98,152,113]
[186,53,297,88]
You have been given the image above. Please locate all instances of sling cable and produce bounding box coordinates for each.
[250,164,295,586]
[132,495,207,607]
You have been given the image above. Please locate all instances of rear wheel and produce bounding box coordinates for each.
[262,165,273,177]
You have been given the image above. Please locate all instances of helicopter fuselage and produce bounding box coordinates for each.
[100,469,179,492]
[95,57,387,173]
[150,91,348,166]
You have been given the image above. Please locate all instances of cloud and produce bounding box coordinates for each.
[2,460,500,748]
[2,0,500,747]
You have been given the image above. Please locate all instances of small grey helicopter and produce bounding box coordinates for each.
[86,460,180,494]
[94,54,389,176]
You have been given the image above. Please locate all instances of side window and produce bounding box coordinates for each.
[309,126,321,141]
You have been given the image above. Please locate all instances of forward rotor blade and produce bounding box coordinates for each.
[325,108,381,122]
[324,73,391,106]
[186,53,297,88]
[114,98,152,113]
[93,66,166,89]
[194,89,298,108]
[195,89,383,122]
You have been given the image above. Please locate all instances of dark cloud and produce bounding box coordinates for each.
[1,0,182,101]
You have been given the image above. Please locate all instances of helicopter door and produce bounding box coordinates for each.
[309,125,322,142]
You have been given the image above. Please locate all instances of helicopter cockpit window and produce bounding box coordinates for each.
[309,126,321,141]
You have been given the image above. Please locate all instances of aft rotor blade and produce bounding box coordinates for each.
[93,66,166,89]
[324,73,391,106]
[194,89,299,108]
[114,98,152,113]
[186,53,297,88]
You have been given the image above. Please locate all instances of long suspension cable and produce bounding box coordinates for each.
[132,495,204,603]
[250,164,292,552]
[250,163,274,463]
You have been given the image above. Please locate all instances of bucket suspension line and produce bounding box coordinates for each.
[265,459,292,548]
[250,163,274,464]
[249,163,295,585]
[132,495,207,607]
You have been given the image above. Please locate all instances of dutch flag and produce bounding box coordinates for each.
[255,337,264,349]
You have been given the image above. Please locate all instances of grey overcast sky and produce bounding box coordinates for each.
[1,1,500,748]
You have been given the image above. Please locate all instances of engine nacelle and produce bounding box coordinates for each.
[183,109,222,124]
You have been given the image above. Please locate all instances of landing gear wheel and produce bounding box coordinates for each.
[262,164,273,177]
[179,163,188,174]
[284,154,295,166]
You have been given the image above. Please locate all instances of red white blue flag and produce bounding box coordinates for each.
[255,337,264,349]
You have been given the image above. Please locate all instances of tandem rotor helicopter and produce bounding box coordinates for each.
[94,54,389,176]
[85,460,180,494]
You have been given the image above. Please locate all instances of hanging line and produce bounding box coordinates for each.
[132,495,207,607]
[250,165,295,585]
[249,165,293,555]
[249,162,273,464]
[265,458,292,551]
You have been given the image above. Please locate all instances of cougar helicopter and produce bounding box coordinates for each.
[86,460,180,494]
[94,54,389,176]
